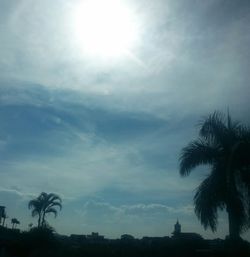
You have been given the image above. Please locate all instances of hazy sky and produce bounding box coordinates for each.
[0,0,250,239]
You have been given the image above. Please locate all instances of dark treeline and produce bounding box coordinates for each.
[0,226,250,257]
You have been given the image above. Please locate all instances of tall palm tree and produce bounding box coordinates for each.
[28,192,62,228]
[179,111,250,240]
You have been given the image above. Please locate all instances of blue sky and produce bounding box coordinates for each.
[0,0,250,239]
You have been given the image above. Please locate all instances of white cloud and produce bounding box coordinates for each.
[57,200,231,239]
[72,200,194,237]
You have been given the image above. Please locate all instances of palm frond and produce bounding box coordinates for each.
[199,111,227,143]
[179,139,220,176]
[45,207,58,218]
[47,193,62,202]
[39,192,48,202]
[47,201,62,210]
[43,193,62,212]
[47,194,62,204]
[194,172,225,232]
[28,199,39,209]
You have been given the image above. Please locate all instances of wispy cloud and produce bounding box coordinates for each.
[73,200,195,237]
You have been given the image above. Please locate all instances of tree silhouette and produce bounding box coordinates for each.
[2,212,7,227]
[11,218,20,229]
[0,206,6,226]
[1,211,7,227]
[179,111,250,240]
[28,192,62,228]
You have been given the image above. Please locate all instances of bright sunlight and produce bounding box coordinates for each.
[71,0,139,58]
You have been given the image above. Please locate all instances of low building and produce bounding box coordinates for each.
[70,234,87,242]
[87,232,105,240]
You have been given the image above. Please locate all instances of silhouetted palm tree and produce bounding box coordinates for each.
[0,206,6,226]
[28,192,62,228]
[179,111,250,240]
[0,209,7,227]
[11,218,20,229]
[2,212,7,227]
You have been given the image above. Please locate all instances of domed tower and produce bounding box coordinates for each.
[172,219,181,236]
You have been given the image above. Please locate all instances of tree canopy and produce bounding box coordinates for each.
[179,111,250,239]
[28,192,62,228]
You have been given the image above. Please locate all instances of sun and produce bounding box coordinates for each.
[71,0,138,58]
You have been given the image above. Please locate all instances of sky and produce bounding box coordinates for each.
[0,0,250,240]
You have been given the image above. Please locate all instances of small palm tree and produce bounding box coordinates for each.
[179,111,250,240]
[11,218,20,229]
[28,192,62,228]
[2,212,7,227]
[0,207,7,226]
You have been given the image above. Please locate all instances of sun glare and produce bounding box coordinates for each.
[71,0,138,58]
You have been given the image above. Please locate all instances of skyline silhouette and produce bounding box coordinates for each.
[1,110,250,241]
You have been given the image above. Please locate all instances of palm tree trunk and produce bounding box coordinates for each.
[226,187,240,240]
[226,177,241,240]
[226,145,241,240]
[41,211,46,227]
[227,204,240,240]
[38,213,41,228]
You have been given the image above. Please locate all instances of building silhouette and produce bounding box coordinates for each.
[172,220,203,240]
[172,219,181,236]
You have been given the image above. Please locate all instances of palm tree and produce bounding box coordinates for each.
[11,218,20,229]
[2,212,7,227]
[0,206,6,226]
[179,111,250,240]
[28,192,62,228]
